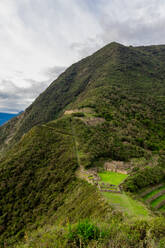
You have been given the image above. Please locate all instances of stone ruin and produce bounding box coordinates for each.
[104,161,130,174]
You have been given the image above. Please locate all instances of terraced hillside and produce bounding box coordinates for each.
[123,166,165,215]
[142,184,165,212]
[98,171,150,217]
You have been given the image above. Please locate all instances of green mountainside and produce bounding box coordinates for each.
[0,42,165,247]
[2,42,165,155]
[0,117,110,246]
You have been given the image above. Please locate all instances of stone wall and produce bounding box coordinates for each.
[104,161,130,174]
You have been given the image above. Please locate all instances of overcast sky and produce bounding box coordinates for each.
[0,0,165,113]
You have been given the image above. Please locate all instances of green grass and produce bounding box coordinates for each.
[151,194,165,208]
[103,192,150,217]
[84,112,95,118]
[143,185,165,200]
[98,171,149,217]
[98,171,128,185]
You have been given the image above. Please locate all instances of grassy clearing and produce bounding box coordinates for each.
[143,185,165,200]
[98,171,150,217]
[103,192,150,217]
[98,171,128,185]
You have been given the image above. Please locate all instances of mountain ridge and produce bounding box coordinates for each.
[0,42,165,246]
[1,42,165,155]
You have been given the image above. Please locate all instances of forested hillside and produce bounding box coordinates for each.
[0,42,165,247]
[1,43,165,157]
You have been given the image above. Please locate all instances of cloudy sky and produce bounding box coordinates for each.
[0,0,165,113]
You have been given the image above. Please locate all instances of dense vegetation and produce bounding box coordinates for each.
[0,42,165,246]
[122,166,165,192]
[16,217,165,247]
[0,118,76,245]
[1,42,165,158]
[0,117,112,246]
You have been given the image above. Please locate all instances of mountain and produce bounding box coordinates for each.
[0,112,17,126]
[1,42,165,156]
[0,42,165,247]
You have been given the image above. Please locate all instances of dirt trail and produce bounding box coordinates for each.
[70,119,81,167]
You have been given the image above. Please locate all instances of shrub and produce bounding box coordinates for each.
[67,219,103,246]
[150,217,165,239]
[158,238,165,248]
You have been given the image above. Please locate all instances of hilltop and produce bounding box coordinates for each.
[0,42,165,247]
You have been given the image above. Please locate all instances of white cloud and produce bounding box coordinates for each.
[0,0,102,112]
[97,0,165,45]
[0,0,165,112]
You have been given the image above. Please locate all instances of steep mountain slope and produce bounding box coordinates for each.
[0,115,165,248]
[0,42,165,247]
[1,42,165,156]
[0,116,109,246]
